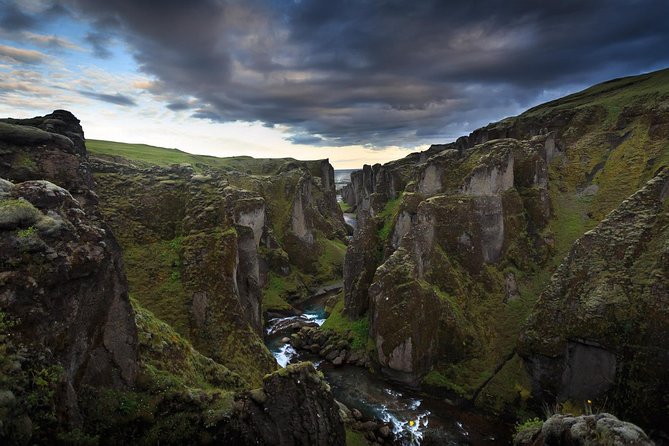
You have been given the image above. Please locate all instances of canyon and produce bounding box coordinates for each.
[1,67,668,445]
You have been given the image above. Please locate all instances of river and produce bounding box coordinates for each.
[264,294,511,446]
[264,175,511,445]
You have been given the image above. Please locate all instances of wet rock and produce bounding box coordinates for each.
[378,425,391,438]
[352,408,363,420]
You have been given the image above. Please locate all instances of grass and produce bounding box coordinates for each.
[87,139,308,175]
[339,200,353,213]
[262,273,299,312]
[345,428,368,446]
[322,297,369,349]
[123,237,189,337]
[377,193,403,241]
[522,67,669,121]
[315,236,347,283]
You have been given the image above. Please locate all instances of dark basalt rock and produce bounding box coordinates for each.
[519,168,669,431]
[227,362,345,446]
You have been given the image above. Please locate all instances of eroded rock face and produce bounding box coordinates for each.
[519,168,669,429]
[0,110,97,209]
[0,111,138,429]
[227,363,345,446]
[343,210,382,318]
[369,246,441,383]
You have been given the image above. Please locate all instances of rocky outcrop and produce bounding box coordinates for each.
[343,210,382,318]
[342,70,669,425]
[227,363,345,445]
[0,110,98,210]
[346,138,551,384]
[514,413,653,446]
[0,112,138,437]
[90,149,347,384]
[0,111,348,444]
[518,168,669,429]
[290,326,371,368]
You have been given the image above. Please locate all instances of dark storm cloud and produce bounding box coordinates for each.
[166,102,189,111]
[55,0,669,146]
[78,90,137,106]
[85,31,113,59]
[0,1,37,31]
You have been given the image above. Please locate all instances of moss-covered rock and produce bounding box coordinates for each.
[518,168,669,430]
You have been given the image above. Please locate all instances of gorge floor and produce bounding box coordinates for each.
[263,289,512,446]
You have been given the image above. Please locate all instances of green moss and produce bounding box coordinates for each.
[315,235,347,283]
[133,299,242,394]
[377,193,403,241]
[262,273,298,312]
[345,428,368,446]
[339,201,353,213]
[474,354,533,414]
[13,152,37,170]
[123,237,189,336]
[422,370,467,396]
[0,199,41,229]
[17,225,36,238]
[322,297,369,349]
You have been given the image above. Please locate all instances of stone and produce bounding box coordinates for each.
[514,413,653,446]
[378,425,391,438]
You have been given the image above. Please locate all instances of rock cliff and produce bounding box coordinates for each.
[340,67,669,437]
[519,168,669,431]
[0,112,345,444]
[0,111,138,440]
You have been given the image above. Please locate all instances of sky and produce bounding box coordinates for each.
[1,1,669,168]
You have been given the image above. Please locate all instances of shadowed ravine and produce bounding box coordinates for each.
[264,207,511,445]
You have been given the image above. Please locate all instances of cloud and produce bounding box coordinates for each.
[78,90,137,106]
[0,1,37,31]
[23,31,81,51]
[166,101,192,111]
[48,0,669,146]
[85,31,113,59]
[0,44,47,64]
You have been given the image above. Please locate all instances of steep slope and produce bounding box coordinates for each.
[518,168,669,431]
[0,111,138,437]
[340,67,669,428]
[0,111,346,445]
[88,142,347,385]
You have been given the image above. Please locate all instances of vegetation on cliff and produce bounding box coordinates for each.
[340,67,669,437]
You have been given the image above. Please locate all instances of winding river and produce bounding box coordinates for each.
[263,192,511,445]
[264,286,510,445]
